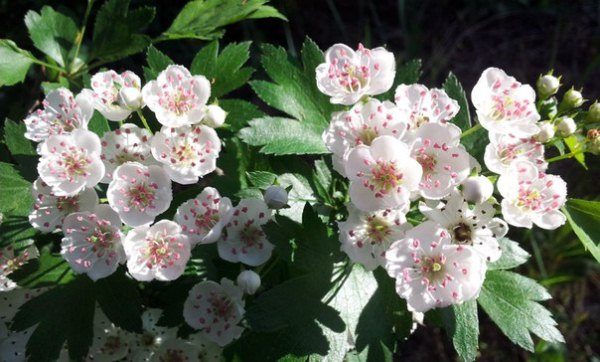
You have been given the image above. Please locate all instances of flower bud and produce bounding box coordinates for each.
[264,185,288,209]
[461,176,494,204]
[587,102,600,123]
[586,129,600,155]
[203,104,227,128]
[535,121,555,142]
[536,74,560,99]
[118,87,143,110]
[562,88,584,109]
[556,116,577,136]
[237,270,261,295]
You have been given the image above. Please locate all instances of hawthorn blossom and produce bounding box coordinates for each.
[183,278,245,347]
[82,70,143,121]
[484,132,547,175]
[322,98,407,176]
[497,161,567,230]
[150,124,221,184]
[461,175,494,204]
[142,65,211,127]
[345,136,422,211]
[129,309,178,361]
[24,88,93,142]
[236,270,261,295]
[394,84,460,139]
[410,123,472,199]
[316,43,395,105]
[338,205,409,270]
[29,178,98,233]
[0,245,39,291]
[188,333,223,362]
[107,162,172,227]
[217,199,274,266]
[149,339,198,362]
[420,192,508,262]
[385,221,486,312]
[86,309,131,362]
[37,129,105,196]
[123,220,191,281]
[61,205,125,281]
[174,187,233,246]
[471,67,540,137]
[0,327,36,362]
[100,124,154,182]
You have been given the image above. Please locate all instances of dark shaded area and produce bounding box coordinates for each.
[0,0,599,360]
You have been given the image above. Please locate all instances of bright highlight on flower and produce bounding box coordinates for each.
[82,70,143,121]
[100,123,154,182]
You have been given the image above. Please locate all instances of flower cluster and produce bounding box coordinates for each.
[317,44,568,312]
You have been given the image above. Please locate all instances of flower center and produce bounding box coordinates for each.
[208,293,235,319]
[517,188,542,210]
[163,88,197,116]
[114,152,141,165]
[101,335,123,355]
[87,223,116,250]
[416,153,437,172]
[365,216,391,244]
[141,332,156,347]
[194,212,219,233]
[369,160,403,194]
[452,222,472,244]
[414,114,430,128]
[143,232,183,269]
[490,95,529,121]
[58,151,90,180]
[358,128,378,145]
[161,349,187,362]
[240,223,264,247]
[56,196,79,213]
[421,255,447,283]
[127,183,156,211]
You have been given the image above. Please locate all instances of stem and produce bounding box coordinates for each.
[29,57,64,73]
[70,0,95,74]
[461,123,482,138]
[546,150,585,163]
[137,110,152,131]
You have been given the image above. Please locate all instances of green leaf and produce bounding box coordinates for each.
[462,126,488,164]
[12,276,95,361]
[92,0,155,62]
[8,246,75,288]
[94,270,143,333]
[0,162,33,216]
[277,173,317,223]
[379,59,422,100]
[313,159,333,203]
[191,41,254,98]
[563,199,600,262]
[445,301,479,361]
[563,135,586,169]
[239,117,329,155]
[24,6,78,68]
[3,119,38,181]
[163,0,284,41]
[478,270,564,352]
[443,72,471,131]
[0,40,34,87]
[143,45,174,81]
[488,238,530,270]
[87,111,110,137]
[247,171,277,189]
[219,99,265,132]
[246,5,287,20]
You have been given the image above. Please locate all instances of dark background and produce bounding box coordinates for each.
[1,0,599,360]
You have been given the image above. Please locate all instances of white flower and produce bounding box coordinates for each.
[82,70,143,121]
[24,88,93,142]
[322,98,407,176]
[123,220,191,281]
[420,192,508,262]
[0,327,35,362]
[203,104,227,128]
[188,333,222,362]
[484,132,547,174]
[37,129,105,196]
[86,309,131,362]
[29,178,98,233]
[100,124,154,182]
[338,204,409,270]
[236,270,261,295]
[316,43,395,105]
[150,124,221,184]
[107,162,172,227]
[263,185,288,209]
[471,67,540,137]
[142,65,211,127]
[345,136,422,211]
[535,121,555,143]
[394,84,460,138]
[174,187,233,246]
[498,160,567,230]
[183,278,245,347]
[556,116,577,136]
[461,176,494,205]
[129,308,178,362]
[0,245,39,292]
[217,199,274,266]
[149,338,198,362]
[385,221,486,312]
[410,123,471,199]
[61,205,126,281]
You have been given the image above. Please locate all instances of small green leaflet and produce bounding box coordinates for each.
[87,112,111,137]
[563,135,587,169]
[0,162,33,216]
[563,198,600,262]
[444,301,479,362]
[143,45,174,81]
[24,6,78,68]
[0,40,34,87]
[3,119,38,181]
[443,72,472,131]
[488,238,530,270]
[246,171,277,189]
[219,99,265,132]
[478,270,564,352]
[163,0,285,41]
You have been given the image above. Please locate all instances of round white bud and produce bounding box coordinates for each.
[237,270,261,295]
[461,176,494,204]
[587,102,600,123]
[537,74,560,98]
[118,87,143,110]
[563,88,584,109]
[556,117,577,136]
[535,121,555,142]
[264,185,288,209]
[203,104,227,128]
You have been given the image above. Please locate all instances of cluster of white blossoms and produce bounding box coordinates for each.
[17,64,276,353]
[318,44,568,313]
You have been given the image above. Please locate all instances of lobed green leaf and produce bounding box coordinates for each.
[563,198,600,262]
